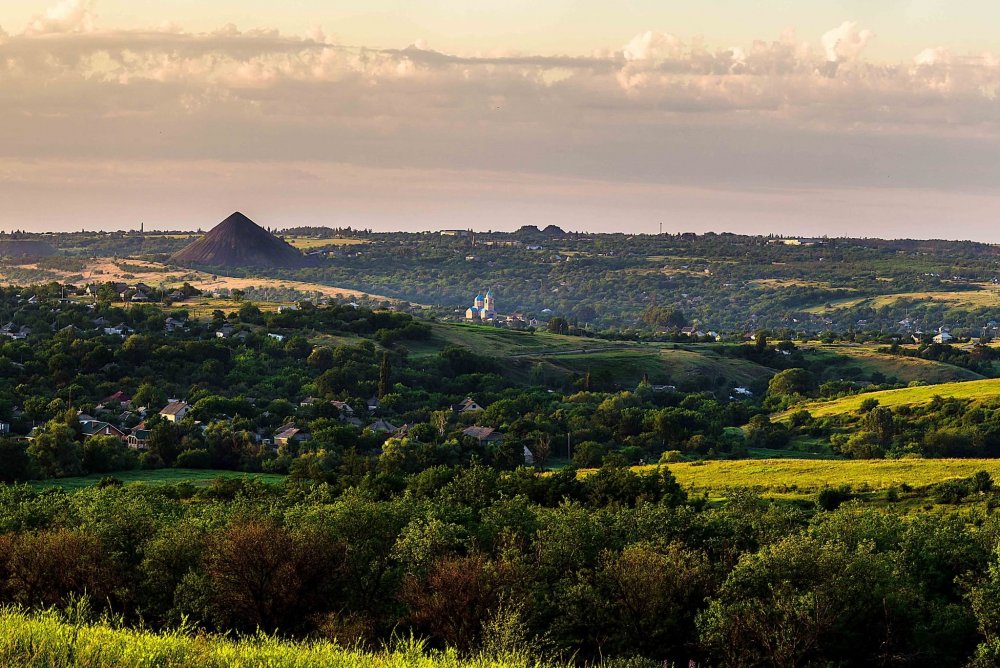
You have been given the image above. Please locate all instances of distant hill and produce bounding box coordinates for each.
[170,212,307,269]
[513,224,566,239]
[0,239,56,258]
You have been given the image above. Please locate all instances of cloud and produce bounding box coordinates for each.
[0,5,999,236]
[623,31,684,61]
[821,21,874,62]
[24,0,97,35]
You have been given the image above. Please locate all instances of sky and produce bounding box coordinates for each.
[2,1,1000,240]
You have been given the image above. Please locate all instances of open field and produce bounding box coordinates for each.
[547,347,774,387]
[868,288,1000,309]
[0,258,400,303]
[34,468,285,491]
[284,237,369,249]
[411,325,776,387]
[780,378,1000,419]
[409,322,637,358]
[750,278,837,289]
[801,344,984,384]
[0,610,524,668]
[802,296,872,314]
[654,458,1000,499]
[805,286,1000,314]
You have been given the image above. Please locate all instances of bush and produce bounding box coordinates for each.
[858,397,879,414]
[816,485,853,511]
[971,470,994,494]
[935,479,970,504]
[176,449,212,469]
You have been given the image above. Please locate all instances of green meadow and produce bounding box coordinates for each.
[782,378,1000,419]
[33,469,285,491]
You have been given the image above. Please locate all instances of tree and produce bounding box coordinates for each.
[204,519,343,633]
[547,317,569,335]
[0,438,33,482]
[0,529,116,607]
[767,368,813,398]
[378,352,391,399]
[26,420,81,478]
[307,346,334,371]
[699,533,908,667]
[147,421,181,467]
[237,302,262,324]
[400,553,498,651]
[133,382,166,410]
[861,406,894,445]
[642,306,686,330]
[598,543,711,661]
[572,441,606,468]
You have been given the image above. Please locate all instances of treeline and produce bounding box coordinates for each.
[4,472,1000,665]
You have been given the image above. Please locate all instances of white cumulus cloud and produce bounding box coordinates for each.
[821,21,874,62]
[24,0,97,35]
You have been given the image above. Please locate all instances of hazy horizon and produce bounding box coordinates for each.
[2,1,999,241]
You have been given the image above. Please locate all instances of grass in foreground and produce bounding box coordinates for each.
[0,609,539,668]
[34,469,285,491]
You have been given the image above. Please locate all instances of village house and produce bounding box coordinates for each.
[331,400,354,416]
[100,391,131,410]
[933,327,954,344]
[451,397,484,413]
[164,317,187,332]
[81,420,127,441]
[104,323,133,337]
[160,401,190,423]
[125,427,150,449]
[368,418,397,433]
[274,423,310,446]
[462,426,504,445]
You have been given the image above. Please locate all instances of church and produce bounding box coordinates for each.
[465,289,496,321]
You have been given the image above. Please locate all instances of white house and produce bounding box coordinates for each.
[932,330,954,344]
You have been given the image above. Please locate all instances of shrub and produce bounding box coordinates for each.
[935,479,970,504]
[176,449,212,469]
[816,485,853,511]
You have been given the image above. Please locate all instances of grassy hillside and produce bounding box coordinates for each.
[653,458,1000,500]
[801,344,983,384]
[409,324,780,389]
[546,347,773,388]
[782,378,1000,419]
[34,469,284,491]
[411,322,631,358]
[0,609,536,668]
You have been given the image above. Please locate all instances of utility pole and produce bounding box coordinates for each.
[659,221,662,235]
[567,431,571,463]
